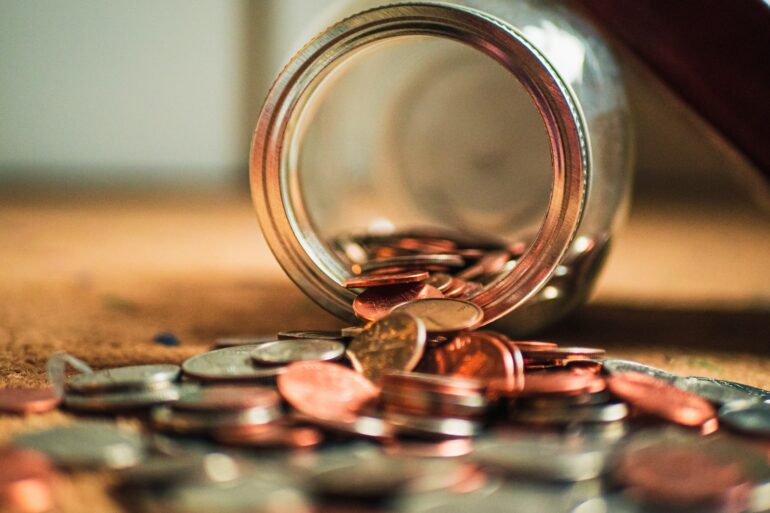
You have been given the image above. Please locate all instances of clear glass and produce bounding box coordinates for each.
[251,0,633,335]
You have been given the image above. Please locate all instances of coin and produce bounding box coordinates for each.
[456,250,510,280]
[347,312,426,383]
[293,412,394,440]
[420,332,515,394]
[151,405,280,434]
[443,278,468,298]
[12,422,145,469]
[214,335,277,348]
[520,347,606,361]
[277,361,380,422]
[424,272,453,292]
[472,436,608,481]
[353,254,465,274]
[518,371,606,396]
[277,330,347,341]
[512,402,628,425]
[66,364,180,393]
[719,399,770,437]
[506,341,559,351]
[343,270,430,288]
[308,457,420,499]
[182,346,287,382]
[340,326,366,338]
[385,411,481,438]
[674,376,758,405]
[391,298,483,333]
[0,447,56,513]
[607,372,716,428]
[352,283,443,322]
[0,387,61,414]
[615,438,751,509]
[214,424,323,449]
[115,453,238,487]
[251,339,346,365]
[173,385,280,412]
[601,359,677,382]
[64,385,181,411]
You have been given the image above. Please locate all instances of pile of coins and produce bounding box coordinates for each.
[1,230,769,513]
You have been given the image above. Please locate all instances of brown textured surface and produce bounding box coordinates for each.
[0,191,768,512]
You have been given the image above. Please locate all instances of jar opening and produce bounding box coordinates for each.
[252,4,587,325]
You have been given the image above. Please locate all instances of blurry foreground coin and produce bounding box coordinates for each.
[64,385,181,412]
[66,364,180,393]
[12,422,145,470]
[719,399,770,437]
[0,447,56,513]
[0,388,60,414]
[674,376,758,405]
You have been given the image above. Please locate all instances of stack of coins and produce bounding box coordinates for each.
[63,364,182,412]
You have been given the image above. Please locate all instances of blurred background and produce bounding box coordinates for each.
[1,0,767,204]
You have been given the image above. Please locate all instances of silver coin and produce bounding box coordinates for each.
[512,402,628,425]
[173,384,280,412]
[64,385,181,411]
[12,422,145,469]
[472,436,608,481]
[385,412,481,438]
[66,364,180,393]
[719,399,770,436]
[601,359,677,382]
[690,376,769,400]
[214,335,278,348]
[182,346,287,381]
[151,404,281,434]
[391,298,484,332]
[250,339,346,365]
[356,254,465,273]
[277,330,346,341]
[294,412,395,440]
[674,376,758,405]
[116,452,241,487]
[308,457,420,499]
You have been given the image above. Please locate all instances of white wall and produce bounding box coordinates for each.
[0,0,255,186]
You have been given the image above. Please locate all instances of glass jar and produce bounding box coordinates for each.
[250,0,633,335]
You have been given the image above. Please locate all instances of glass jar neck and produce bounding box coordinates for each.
[251,3,588,325]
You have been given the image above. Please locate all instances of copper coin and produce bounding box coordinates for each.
[507,340,559,352]
[520,346,606,361]
[607,372,717,427]
[615,443,751,509]
[456,250,510,280]
[0,447,56,513]
[423,272,453,292]
[0,388,60,415]
[344,270,430,289]
[517,370,606,396]
[173,385,280,412]
[420,332,515,394]
[389,237,457,254]
[458,280,484,300]
[382,371,484,394]
[352,283,443,322]
[277,362,379,422]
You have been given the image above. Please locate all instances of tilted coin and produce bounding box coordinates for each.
[607,372,716,428]
[347,312,426,383]
[472,435,609,481]
[277,361,380,423]
[686,376,769,401]
[277,330,347,341]
[66,364,180,393]
[392,298,483,333]
[674,376,757,405]
[12,422,145,469]
[64,385,181,411]
[353,254,465,274]
[424,272,454,292]
[0,387,61,414]
[251,339,345,365]
[352,283,443,322]
[420,332,515,394]
[173,385,280,412]
[214,335,277,348]
[719,399,770,437]
[601,359,677,383]
[182,346,286,382]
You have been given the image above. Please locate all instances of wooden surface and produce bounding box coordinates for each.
[0,190,768,511]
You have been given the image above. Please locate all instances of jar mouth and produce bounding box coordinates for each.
[250,3,588,325]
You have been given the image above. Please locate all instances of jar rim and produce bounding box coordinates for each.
[250,2,588,325]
